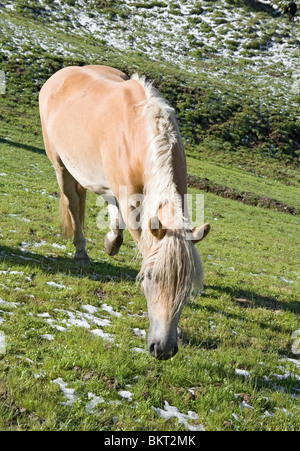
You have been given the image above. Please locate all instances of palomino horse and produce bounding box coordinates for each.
[39,65,210,360]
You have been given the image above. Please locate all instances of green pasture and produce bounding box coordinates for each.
[0,0,299,431]
[0,122,299,431]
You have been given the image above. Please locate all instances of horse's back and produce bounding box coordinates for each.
[39,65,148,196]
[39,65,129,114]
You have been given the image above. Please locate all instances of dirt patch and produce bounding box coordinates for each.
[187,174,299,215]
[102,375,121,391]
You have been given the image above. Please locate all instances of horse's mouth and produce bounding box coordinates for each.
[149,343,178,360]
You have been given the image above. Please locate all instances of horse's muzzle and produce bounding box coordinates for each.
[149,341,178,360]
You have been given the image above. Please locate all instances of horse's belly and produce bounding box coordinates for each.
[58,149,113,196]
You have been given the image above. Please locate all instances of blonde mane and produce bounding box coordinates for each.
[132,74,203,315]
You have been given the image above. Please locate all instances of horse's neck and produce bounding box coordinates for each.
[143,140,188,231]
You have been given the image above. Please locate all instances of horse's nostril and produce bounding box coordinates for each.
[149,342,160,358]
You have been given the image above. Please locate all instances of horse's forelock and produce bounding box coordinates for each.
[138,231,203,316]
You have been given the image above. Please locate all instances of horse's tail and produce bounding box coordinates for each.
[60,182,87,239]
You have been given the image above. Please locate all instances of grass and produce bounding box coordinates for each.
[0,123,299,431]
[0,0,300,431]
[186,157,300,209]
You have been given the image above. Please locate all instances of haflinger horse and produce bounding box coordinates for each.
[39,65,210,360]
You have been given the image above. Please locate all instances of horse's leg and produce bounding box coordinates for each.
[56,164,90,265]
[118,193,142,246]
[102,195,124,256]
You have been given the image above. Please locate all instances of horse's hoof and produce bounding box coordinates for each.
[104,233,123,256]
[74,250,90,266]
[177,327,189,346]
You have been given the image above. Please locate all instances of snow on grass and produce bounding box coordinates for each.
[1,0,299,77]
[0,270,24,276]
[235,368,251,379]
[132,327,146,338]
[152,400,205,431]
[101,303,122,318]
[7,214,31,223]
[90,329,115,343]
[43,306,115,341]
[51,369,297,428]
[85,393,105,414]
[46,281,69,290]
[132,346,147,354]
[53,378,77,407]
[0,298,21,308]
[0,0,299,431]
[20,241,66,254]
[118,390,134,401]
[40,333,55,341]
[52,377,131,414]
[82,304,99,315]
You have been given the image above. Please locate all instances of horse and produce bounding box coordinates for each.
[39,65,210,360]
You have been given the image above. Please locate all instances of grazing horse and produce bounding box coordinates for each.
[284,1,297,21]
[39,65,210,360]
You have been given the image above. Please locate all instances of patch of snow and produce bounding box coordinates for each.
[152,400,204,431]
[0,298,21,308]
[52,243,66,250]
[132,347,147,354]
[281,357,300,368]
[101,303,122,318]
[46,281,69,289]
[44,318,68,332]
[85,392,105,414]
[0,270,24,276]
[132,328,146,338]
[53,378,77,406]
[235,369,251,379]
[61,311,90,329]
[40,334,55,341]
[281,277,295,284]
[82,304,99,314]
[38,312,51,318]
[90,329,114,342]
[118,390,134,401]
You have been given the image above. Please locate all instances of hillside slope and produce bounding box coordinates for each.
[0,0,299,163]
[0,1,300,432]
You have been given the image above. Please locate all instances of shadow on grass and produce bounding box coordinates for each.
[0,243,138,283]
[195,284,299,315]
[184,289,300,399]
[186,283,299,362]
[242,0,281,16]
[0,138,45,155]
[182,341,300,401]
[186,285,299,362]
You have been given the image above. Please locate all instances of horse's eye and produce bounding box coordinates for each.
[146,270,152,280]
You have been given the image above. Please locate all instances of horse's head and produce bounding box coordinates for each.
[140,216,210,360]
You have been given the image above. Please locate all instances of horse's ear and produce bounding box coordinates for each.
[149,216,167,240]
[192,223,210,243]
